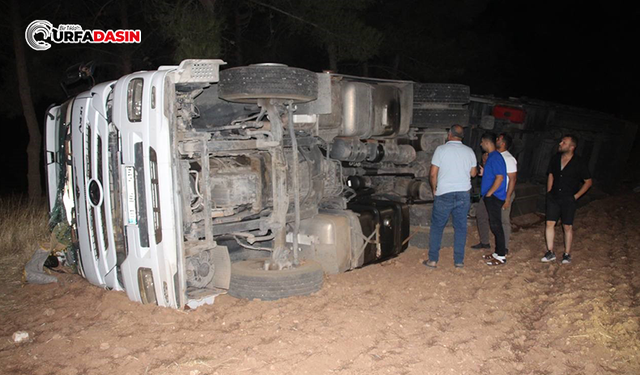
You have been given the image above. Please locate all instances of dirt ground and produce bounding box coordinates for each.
[2,192,640,375]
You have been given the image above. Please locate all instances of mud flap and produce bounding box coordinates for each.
[210,245,231,290]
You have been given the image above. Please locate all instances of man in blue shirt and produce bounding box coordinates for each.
[479,132,508,265]
[423,125,477,269]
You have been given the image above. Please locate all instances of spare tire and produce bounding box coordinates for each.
[413,83,470,105]
[228,258,324,301]
[412,108,469,128]
[218,64,318,103]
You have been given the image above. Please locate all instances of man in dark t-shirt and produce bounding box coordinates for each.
[542,135,592,264]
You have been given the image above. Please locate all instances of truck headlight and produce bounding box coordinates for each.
[137,267,157,305]
[127,78,143,122]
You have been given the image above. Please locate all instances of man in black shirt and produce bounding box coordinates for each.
[542,135,592,264]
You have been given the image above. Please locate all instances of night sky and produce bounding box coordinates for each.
[1,0,639,195]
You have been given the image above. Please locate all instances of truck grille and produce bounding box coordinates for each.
[97,136,109,255]
[108,126,127,262]
[149,147,162,244]
[134,142,149,247]
[85,125,99,259]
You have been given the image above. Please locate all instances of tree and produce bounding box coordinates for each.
[254,0,382,73]
[11,0,42,198]
[371,0,495,83]
[148,0,225,63]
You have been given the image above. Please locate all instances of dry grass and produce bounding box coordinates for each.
[0,195,50,290]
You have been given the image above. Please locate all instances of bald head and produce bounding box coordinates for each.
[449,125,464,140]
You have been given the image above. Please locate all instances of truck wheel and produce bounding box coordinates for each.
[228,259,324,301]
[413,83,470,105]
[218,64,318,103]
[412,108,469,128]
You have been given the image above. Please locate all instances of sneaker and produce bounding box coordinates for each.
[471,243,491,249]
[486,253,506,266]
[562,253,572,264]
[454,263,464,268]
[541,251,556,262]
[422,260,437,269]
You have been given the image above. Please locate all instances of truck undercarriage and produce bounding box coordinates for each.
[171,63,426,303]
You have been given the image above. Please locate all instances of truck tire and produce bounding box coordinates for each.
[413,83,470,105]
[228,259,324,301]
[218,64,318,103]
[412,108,469,128]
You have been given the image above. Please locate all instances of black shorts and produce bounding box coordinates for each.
[546,194,577,225]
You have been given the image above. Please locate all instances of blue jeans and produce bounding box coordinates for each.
[429,191,471,264]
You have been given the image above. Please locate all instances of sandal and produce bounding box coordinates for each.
[486,257,506,266]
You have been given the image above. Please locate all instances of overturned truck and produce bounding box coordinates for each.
[45,60,468,308]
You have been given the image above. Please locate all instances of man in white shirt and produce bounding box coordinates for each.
[471,133,518,253]
[423,125,477,269]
